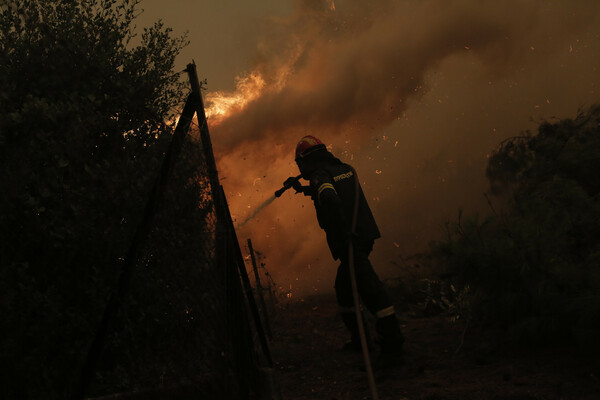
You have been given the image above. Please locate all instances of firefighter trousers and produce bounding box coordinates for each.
[335,239,404,350]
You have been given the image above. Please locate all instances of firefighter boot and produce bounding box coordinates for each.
[340,311,372,352]
[376,314,404,367]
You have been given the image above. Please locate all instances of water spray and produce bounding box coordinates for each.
[235,195,276,228]
[235,174,302,228]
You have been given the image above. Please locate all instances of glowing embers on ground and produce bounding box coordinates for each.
[205,72,266,124]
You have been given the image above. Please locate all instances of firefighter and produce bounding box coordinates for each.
[284,135,404,365]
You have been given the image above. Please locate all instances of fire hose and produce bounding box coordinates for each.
[348,166,379,400]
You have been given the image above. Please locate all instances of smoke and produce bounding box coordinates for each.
[210,0,597,148]
[208,0,600,295]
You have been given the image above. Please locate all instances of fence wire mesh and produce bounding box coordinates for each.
[85,119,263,399]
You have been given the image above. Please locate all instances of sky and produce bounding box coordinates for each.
[137,0,600,297]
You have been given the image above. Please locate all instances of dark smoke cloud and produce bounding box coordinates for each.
[210,0,600,296]
[211,0,598,149]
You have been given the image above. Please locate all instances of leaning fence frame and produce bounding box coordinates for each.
[73,62,273,400]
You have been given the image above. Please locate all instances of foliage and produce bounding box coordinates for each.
[0,1,206,398]
[433,105,600,353]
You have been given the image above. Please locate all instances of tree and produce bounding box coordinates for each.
[0,1,194,398]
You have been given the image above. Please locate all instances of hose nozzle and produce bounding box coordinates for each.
[274,174,302,197]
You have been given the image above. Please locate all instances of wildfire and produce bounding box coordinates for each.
[205,72,266,124]
[204,36,306,126]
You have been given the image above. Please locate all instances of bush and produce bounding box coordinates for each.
[434,105,600,352]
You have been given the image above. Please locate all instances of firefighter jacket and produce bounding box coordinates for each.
[304,156,381,260]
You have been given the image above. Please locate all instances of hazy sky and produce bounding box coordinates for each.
[137,0,600,297]
[137,0,293,89]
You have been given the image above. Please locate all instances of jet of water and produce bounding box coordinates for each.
[235,194,276,229]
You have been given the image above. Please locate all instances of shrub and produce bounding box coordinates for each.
[434,105,600,352]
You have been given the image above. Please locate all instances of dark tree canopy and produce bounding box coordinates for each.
[435,105,600,353]
[0,1,201,398]
[487,105,600,199]
[0,0,188,243]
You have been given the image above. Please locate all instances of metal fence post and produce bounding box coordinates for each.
[248,238,273,340]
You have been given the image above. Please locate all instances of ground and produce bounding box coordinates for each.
[268,291,600,400]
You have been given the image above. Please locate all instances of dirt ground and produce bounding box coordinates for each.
[268,291,600,400]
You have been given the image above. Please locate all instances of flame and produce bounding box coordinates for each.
[205,72,266,124]
[204,38,305,127]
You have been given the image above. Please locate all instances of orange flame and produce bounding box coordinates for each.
[204,39,306,127]
[205,72,266,124]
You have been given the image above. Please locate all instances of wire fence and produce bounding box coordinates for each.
[81,65,270,399]
[86,124,259,399]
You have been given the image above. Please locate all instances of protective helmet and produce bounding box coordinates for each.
[295,135,326,160]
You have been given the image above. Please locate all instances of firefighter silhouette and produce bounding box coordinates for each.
[284,135,404,362]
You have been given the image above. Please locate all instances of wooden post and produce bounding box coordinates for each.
[247,239,272,340]
[186,62,221,208]
[185,62,272,367]
[219,187,273,368]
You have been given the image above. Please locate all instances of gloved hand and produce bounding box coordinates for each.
[284,176,302,191]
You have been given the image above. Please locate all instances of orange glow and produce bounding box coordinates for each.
[200,0,600,297]
[205,72,266,124]
[204,38,305,128]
